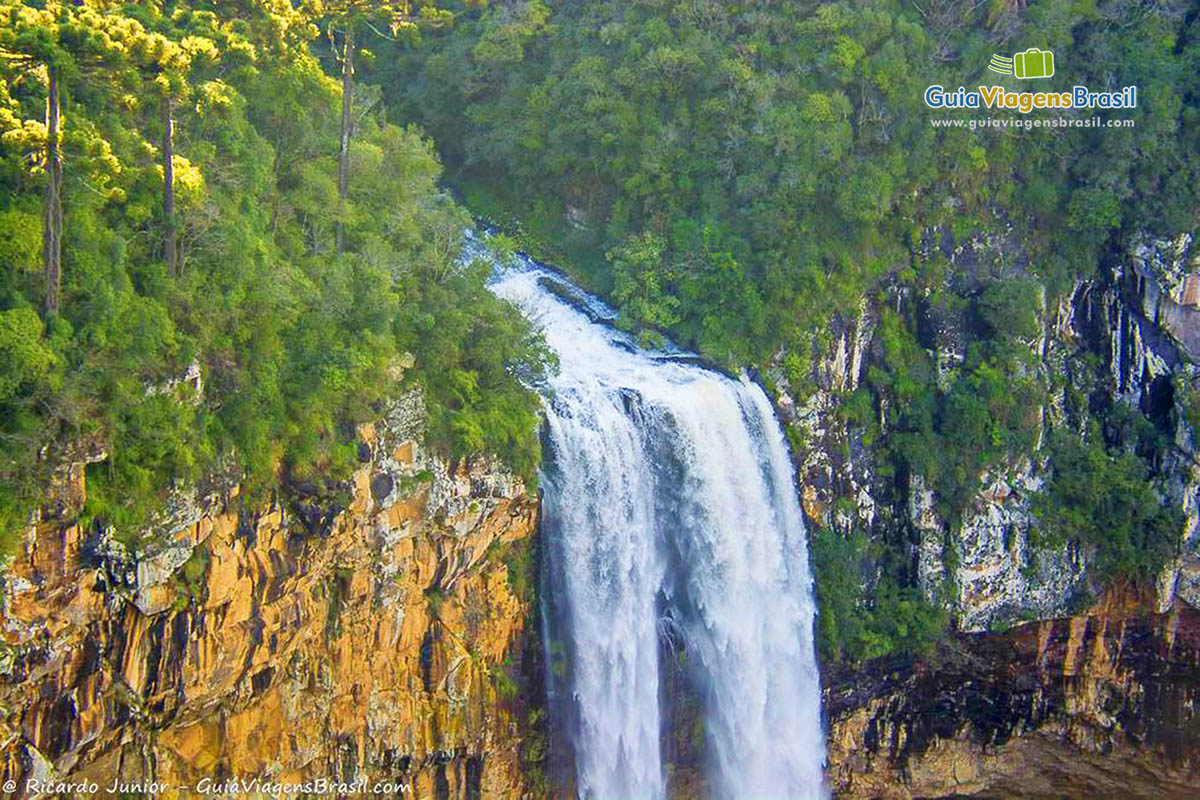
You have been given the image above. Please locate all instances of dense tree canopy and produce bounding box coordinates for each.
[0,0,548,551]
[387,0,1199,365]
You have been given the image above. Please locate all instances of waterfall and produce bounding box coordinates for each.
[490,255,827,800]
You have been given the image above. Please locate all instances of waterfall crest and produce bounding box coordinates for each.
[490,258,826,800]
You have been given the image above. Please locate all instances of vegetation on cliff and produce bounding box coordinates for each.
[1035,422,1185,583]
[811,525,948,664]
[0,0,548,551]
[387,0,1198,365]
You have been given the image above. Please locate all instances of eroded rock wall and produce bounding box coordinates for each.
[0,390,540,799]
[772,230,1200,634]
[824,592,1200,799]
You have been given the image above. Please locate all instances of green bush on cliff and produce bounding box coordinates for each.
[811,526,947,665]
[1034,429,1183,583]
[868,292,1043,519]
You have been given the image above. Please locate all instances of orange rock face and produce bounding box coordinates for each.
[0,393,541,799]
[824,593,1200,799]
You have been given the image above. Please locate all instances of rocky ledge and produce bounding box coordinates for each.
[0,389,540,799]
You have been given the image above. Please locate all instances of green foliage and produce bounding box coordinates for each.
[1034,430,1183,583]
[865,283,1044,517]
[325,566,354,640]
[975,280,1041,342]
[609,231,677,343]
[386,0,1199,367]
[425,585,445,615]
[0,306,57,406]
[810,526,947,665]
[171,541,211,609]
[0,1,547,552]
[497,536,536,604]
[179,541,210,589]
[1180,377,1200,440]
[520,706,552,796]
[490,657,520,702]
[399,251,552,486]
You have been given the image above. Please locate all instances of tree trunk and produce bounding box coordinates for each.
[42,65,62,316]
[335,28,354,253]
[163,95,177,277]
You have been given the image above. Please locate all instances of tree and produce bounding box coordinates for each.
[0,1,151,310]
[42,61,61,313]
[1034,432,1183,583]
[162,91,176,275]
[135,30,208,277]
[0,2,69,314]
[609,231,678,337]
[307,0,454,251]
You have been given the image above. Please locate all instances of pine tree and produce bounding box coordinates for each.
[306,1,453,251]
[0,2,69,314]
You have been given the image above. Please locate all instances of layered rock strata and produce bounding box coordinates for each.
[0,390,539,799]
[825,592,1200,799]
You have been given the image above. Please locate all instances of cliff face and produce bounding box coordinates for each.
[770,229,1200,795]
[773,230,1199,631]
[0,390,540,799]
[824,592,1200,799]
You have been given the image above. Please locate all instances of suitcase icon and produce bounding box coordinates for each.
[1013,48,1054,79]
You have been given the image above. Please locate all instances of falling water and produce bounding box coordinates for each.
[488,251,826,800]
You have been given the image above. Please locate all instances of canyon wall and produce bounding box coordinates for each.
[774,230,1200,796]
[824,590,1200,799]
[0,390,541,799]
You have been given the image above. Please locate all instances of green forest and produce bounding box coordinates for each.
[1,1,1197,666]
[388,0,1198,362]
[0,0,549,550]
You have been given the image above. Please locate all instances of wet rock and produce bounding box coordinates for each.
[825,595,1200,798]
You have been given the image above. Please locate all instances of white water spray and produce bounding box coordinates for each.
[490,255,826,800]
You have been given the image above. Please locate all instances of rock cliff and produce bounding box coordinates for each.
[773,228,1200,796]
[0,390,541,799]
[824,589,1200,799]
[774,230,1199,631]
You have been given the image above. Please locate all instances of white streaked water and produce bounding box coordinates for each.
[489,254,826,800]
